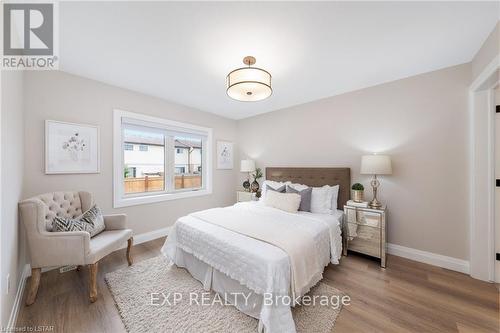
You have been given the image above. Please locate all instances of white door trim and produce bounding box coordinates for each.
[493,82,500,283]
[469,54,499,282]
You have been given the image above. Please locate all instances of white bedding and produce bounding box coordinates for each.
[161,201,343,332]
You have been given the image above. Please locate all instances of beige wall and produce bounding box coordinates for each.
[237,64,471,260]
[23,71,238,235]
[472,22,499,82]
[1,71,26,326]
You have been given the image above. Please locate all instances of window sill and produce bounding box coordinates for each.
[113,188,212,208]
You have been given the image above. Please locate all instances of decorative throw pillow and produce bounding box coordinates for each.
[52,205,105,238]
[286,185,312,212]
[264,190,301,213]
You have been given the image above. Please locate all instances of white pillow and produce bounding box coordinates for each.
[288,182,309,191]
[330,185,340,211]
[260,180,291,201]
[310,185,334,214]
[264,190,301,213]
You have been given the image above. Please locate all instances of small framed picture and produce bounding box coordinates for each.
[45,120,100,174]
[216,141,233,169]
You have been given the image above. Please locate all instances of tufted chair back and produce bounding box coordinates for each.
[23,191,94,232]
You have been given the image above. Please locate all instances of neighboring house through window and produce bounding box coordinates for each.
[113,109,212,208]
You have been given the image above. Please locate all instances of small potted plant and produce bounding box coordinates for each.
[351,183,364,202]
[251,168,263,193]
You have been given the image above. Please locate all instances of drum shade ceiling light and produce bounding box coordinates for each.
[226,56,272,102]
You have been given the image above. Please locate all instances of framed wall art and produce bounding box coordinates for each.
[216,141,233,169]
[45,120,100,174]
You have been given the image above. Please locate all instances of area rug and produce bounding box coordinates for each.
[105,256,345,333]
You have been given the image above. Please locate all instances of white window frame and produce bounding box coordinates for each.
[113,109,213,208]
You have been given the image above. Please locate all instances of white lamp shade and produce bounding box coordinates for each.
[227,67,272,102]
[240,159,256,173]
[360,155,392,175]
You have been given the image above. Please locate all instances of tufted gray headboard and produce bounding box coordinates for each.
[266,167,351,208]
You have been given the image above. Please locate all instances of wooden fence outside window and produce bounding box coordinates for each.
[124,175,201,193]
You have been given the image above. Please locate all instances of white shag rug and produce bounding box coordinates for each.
[105,256,344,333]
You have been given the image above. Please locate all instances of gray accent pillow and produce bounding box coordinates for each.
[286,185,312,212]
[52,205,105,238]
[266,184,286,193]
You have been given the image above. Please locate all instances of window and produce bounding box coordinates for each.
[113,110,212,208]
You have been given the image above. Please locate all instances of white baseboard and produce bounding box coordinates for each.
[7,264,30,329]
[133,226,171,245]
[387,243,470,274]
[117,226,171,250]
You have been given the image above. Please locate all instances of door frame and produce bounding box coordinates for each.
[469,54,499,282]
[493,83,500,283]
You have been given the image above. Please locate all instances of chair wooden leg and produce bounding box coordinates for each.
[26,268,41,306]
[89,262,98,303]
[127,237,133,266]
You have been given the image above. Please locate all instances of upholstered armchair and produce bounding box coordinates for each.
[19,191,133,305]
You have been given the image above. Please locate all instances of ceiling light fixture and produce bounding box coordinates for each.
[226,56,272,102]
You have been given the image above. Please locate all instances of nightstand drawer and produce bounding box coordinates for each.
[347,223,381,258]
[345,209,382,228]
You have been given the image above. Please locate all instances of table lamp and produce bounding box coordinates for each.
[360,154,392,208]
[240,159,256,192]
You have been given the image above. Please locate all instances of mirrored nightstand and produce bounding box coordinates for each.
[343,204,387,268]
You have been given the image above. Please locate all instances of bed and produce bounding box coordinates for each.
[161,167,350,333]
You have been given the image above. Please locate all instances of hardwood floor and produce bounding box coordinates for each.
[17,238,499,333]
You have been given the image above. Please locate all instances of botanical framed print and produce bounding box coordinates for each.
[216,141,233,169]
[45,120,100,174]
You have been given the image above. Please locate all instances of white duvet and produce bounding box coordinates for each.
[162,201,343,298]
